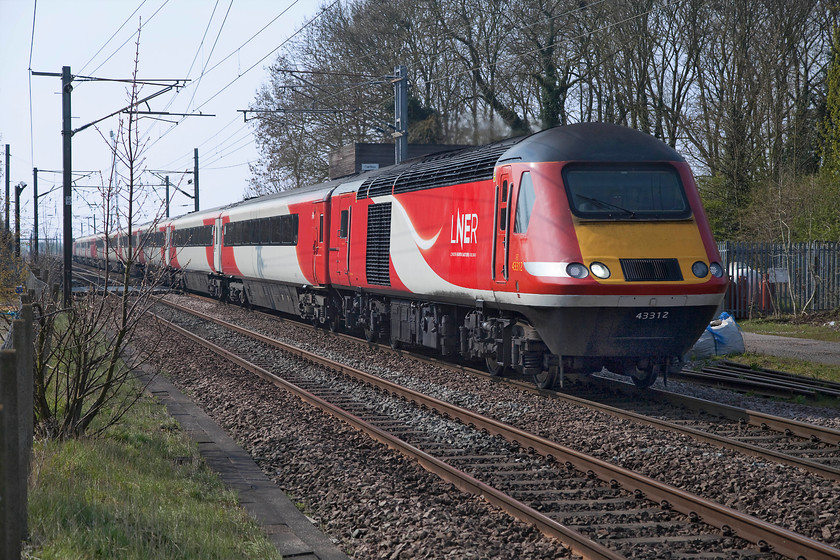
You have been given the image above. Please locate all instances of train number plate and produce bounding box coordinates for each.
[635,311,670,320]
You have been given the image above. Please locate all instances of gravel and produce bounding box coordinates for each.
[144,296,840,553]
[138,309,574,559]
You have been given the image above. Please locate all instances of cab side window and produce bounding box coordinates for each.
[514,171,536,233]
[339,210,350,238]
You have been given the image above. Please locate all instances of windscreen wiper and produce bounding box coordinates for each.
[575,194,636,218]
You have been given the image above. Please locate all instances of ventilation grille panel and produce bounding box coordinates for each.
[366,203,392,286]
[357,137,524,200]
[620,258,683,281]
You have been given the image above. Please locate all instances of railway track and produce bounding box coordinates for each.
[72,269,840,486]
[568,377,840,482]
[152,298,840,559]
[162,290,840,483]
[193,290,840,484]
[674,361,840,399]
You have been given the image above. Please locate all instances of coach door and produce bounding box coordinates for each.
[331,194,354,286]
[312,201,327,285]
[166,225,175,266]
[492,166,512,283]
[213,217,223,273]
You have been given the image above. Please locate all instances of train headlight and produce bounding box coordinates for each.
[691,261,709,278]
[589,262,611,279]
[566,262,589,279]
[709,262,724,278]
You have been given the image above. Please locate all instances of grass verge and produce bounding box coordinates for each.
[738,317,840,343]
[24,377,282,560]
[722,351,840,388]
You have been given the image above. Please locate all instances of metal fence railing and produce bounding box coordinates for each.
[717,241,840,319]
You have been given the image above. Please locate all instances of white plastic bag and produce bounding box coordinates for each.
[685,312,745,359]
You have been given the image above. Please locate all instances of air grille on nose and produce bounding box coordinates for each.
[620,258,683,281]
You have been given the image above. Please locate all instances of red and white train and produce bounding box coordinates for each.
[74,123,728,388]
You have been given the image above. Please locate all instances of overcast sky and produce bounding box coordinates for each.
[0,0,321,240]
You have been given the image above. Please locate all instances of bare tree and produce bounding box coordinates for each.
[245,0,838,242]
[31,28,170,440]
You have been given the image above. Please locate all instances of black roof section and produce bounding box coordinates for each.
[356,136,524,200]
[355,123,682,200]
[499,122,685,164]
[190,123,683,217]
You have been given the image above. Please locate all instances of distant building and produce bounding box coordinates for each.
[328,142,470,180]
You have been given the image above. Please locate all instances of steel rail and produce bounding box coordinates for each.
[637,383,840,447]
[550,377,840,482]
[152,312,622,560]
[719,359,840,392]
[175,293,840,476]
[156,300,840,560]
[674,366,840,399]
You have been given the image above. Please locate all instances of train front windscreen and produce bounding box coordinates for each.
[562,163,692,221]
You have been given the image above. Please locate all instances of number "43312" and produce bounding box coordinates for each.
[636,311,669,320]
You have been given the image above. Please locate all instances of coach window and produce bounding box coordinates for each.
[286,214,299,245]
[339,209,349,238]
[499,179,508,231]
[319,214,324,243]
[514,172,536,233]
[251,221,259,245]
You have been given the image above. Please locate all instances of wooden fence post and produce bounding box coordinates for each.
[13,304,34,540]
[0,349,21,560]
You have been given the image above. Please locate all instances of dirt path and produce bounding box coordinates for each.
[742,332,840,366]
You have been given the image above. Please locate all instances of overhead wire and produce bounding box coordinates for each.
[27,0,38,169]
[82,0,171,80]
[203,132,255,167]
[252,0,681,163]
[185,0,234,113]
[144,0,227,145]
[266,0,664,124]
[193,0,339,112]
[78,0,150,75]
[143,0,309,162]
[182,0,222,88]
[156,114,244,170]
[149,0,337,174]
[420,0,684,89]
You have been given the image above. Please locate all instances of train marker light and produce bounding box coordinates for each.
[692,261,709,278]
[566,262,589,279]
[709,262,724,278]
[590,262,611,279]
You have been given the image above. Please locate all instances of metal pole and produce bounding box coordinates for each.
[193,148,199,212]
[14,183,25,257]
[165,175,170,218]
[4,144,10,232]
[394,65,408,165]
[33,168,38,262]
[62,66,73,306]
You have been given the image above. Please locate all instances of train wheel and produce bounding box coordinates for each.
[364,327,378,343]
[630,365,658,388]
[533,365,558,389]
[485,355,508,377]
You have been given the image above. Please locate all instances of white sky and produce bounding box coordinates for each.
[0,0,321,241]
